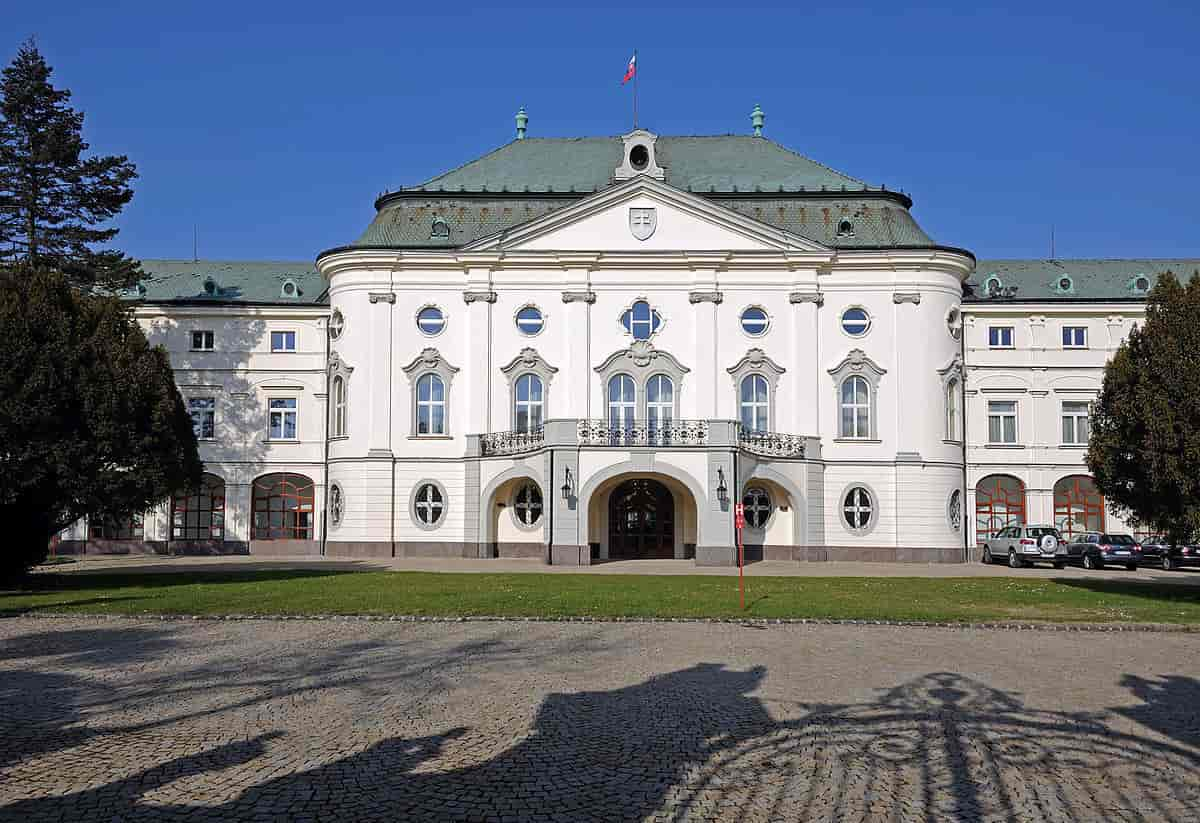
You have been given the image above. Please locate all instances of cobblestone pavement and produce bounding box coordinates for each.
[2,617,1198,822]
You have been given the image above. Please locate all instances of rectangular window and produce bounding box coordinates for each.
[188,397,216,440]
[987,400,1018,444]
[1062,401,1091,444]
[1062,326,1087,348]
[270,331,296,352]
[268,398,298,440]
[988,326,1014,348]
[191,330,214,351]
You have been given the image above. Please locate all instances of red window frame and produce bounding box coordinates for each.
[252,473,315,540]
[172,473,226,541]
[1053,475,1105,541]
[975,475,1026,545]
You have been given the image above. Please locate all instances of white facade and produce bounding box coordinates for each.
[61,130,1191,563]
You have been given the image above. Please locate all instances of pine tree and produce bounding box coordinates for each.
[1087,270,1200,546]
[0,268,202,578]
[0,39,139,288]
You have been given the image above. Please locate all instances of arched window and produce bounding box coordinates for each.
[331,375,347,437]
[252,473,315,540]
[416,373,446,435]
[608,374,636,431]
[514,373,544,433]
[840,376,870,439]
[740,374,769,432]
[171,473,226,540]
[1054,475,1105,540]
[946,378,961,441]
[646,374,673,434]
[975,475,1026,544]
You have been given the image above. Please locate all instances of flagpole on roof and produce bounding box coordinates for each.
[634,49,638,130]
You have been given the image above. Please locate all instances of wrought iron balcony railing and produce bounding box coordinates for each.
[480,427,544,456]
[738,428,807,458]
[577,419,710,448]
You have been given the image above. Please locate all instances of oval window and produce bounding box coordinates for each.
[841,307,871,337]
[740,306,769,337]
[417,306,445,336]
[516,305,544,336]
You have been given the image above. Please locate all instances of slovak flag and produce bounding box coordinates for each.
[622,53,637,84]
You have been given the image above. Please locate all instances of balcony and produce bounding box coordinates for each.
[476,419,811,459]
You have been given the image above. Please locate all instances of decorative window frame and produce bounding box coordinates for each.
[616,296,666,341]
[613,129,666,180]
[1053,275,1075,295]
[741,485,775,533]
[329,482,345,528]
[828,349,886,440]
[595,341,689,419]
[328,309,346,341]
[328,351,354,439]
[1128,274,1151,295]
[727,348,786,421]
[409,479,448,532]
[501,347,558,430]
[938,354,964,443]
[738,305,772,339]
[947,488,963,533]
[839,482,879,537]
[839,306,872,339]
[415,303,448,338]
[508,480,545,532]
[513,303,547,337]
[945,306,962,340]
[402,348,460,437]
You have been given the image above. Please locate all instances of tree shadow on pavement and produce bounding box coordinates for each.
[4,663,1200,821]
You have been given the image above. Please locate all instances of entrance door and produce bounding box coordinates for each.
[608,479,675,559]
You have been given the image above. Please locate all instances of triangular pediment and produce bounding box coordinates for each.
[462,176,829,253]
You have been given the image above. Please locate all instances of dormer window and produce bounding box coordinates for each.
[629,144,649,171]
[281,279,300,299]
[614,130,665,180]
[836,219,855,238]
[431,215,450,238]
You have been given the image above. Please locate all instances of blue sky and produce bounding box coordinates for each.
[6,1,1198,262]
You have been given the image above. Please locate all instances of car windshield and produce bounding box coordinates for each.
[1028,528,1062,539]
[1104,535,1136,545]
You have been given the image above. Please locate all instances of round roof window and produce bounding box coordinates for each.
[1135,276,1150,292]
[417,306,446,336]
[740,306,770,337]
[629,144,649,171]
[841,307,871,337]
[516,305,544,336]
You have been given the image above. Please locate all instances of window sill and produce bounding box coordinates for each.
[1063,347,1089,351]
[984,443,1024,449]
[329,435,350,442]
[833,438,882,444]
[943,439,963,446]
[987,346,1015,350]
[263,438,301,444]
[189,349,214,353]
[409,435,453,440]
[1058,443,1089,449]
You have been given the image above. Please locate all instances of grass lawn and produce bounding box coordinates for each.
[3,569,1200,624]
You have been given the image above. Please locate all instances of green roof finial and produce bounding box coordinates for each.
[751,103,765,137]
[515,106,528,140]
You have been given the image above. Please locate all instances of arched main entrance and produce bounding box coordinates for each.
[608,479,675,559]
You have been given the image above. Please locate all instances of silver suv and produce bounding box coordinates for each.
[980,525,1064,568]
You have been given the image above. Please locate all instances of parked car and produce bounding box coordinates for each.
[1061,533,1141,570]
[980,525,1064,568]
[1139,536,1200,571]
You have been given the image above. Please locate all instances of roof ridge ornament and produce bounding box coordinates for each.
[751,104,765,137]
[515,106,528,140]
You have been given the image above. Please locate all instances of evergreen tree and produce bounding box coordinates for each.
[0,269,201,578]
[0,39,139,288]
[1087,271,1200,546]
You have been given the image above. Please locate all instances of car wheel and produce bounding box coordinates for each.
[1083,554,1098,570]
[1053,562,1065,570]
[1126,564,1138,571]
[1163,555,1176,572]
[981,548,992,565]
[1008,549,1022,569]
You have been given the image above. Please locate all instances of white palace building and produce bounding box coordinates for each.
[59,113,1200,564]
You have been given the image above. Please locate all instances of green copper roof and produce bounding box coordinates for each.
[408,136,879,194]
[966,259,1200,303]
[125,260,326,305]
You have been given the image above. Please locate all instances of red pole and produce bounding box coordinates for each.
[738,525,744,611]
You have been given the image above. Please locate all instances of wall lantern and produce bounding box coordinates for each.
[716,467,729,505]
[561,467,573,501]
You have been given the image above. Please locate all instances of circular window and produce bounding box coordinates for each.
[740,306,770,337]
[515,305,544,336]
[1134,276,1150,292]
[329,484,345,527]
[947,489,962,532]
[329,309,345,340]
[742,487,772,529]
[281,280,297,298]
[417,306,446,336]
[984,276,1002,293]
[836,219,855,237]
[842,486,874,533]
[841,307,871,337]
[412,482,445,528]
[629,144,649,170]
[946,307,962,340]
[513,482,543,527]
[1057,276,1073,293]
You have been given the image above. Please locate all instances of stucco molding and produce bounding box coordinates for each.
[826,349,887,382]
[500,347,559,380]
[561,290,597,304]
[688,290,724,304]
[892,292,922,304]
[595,341,690,376]
[726,348,787,381]
[788,291,825,305]
[367,292,395,304]
[462,290,498,304]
